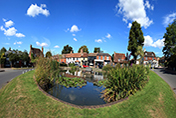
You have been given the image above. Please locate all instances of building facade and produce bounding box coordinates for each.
[29,45,44,59]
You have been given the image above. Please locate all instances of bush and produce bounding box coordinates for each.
[68,63,75,67]
[102,64,149,102]
[102,64,113,74]
[35,57,60,87]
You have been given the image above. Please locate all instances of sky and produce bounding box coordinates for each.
[0,0,176,57]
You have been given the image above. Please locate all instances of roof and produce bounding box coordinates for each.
[64,52,88,58]
[114,53,126,63]
[144,51,155,57]
[97,53,111,56]
[88,53,97,57]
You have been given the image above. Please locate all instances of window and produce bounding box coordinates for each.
[73,58,75,60]
[107,56,109,60]
[99,56,101,59]
[145,53,147,55]
[146,57,148,60]
[103,56,105,60]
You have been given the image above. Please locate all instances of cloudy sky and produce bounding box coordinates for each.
[0,0,176,57]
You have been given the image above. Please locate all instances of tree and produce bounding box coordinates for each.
[162,19,176,67]
[61,45,73,54]
[21,50,30,62]
[134,46,144,64]
[128,21,144,63]
[0,47,7,55]
[78,45,89,53]
[9,52,19,67]
[46,51,52,58]
[94,47,100,53]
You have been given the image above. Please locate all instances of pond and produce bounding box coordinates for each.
[46,70,107,106]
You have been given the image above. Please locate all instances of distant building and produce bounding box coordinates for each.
[29,45,44,59]
[94,53,111,67]
[143,51,158,67]
[88,53,97,66]
[113,52,127,66]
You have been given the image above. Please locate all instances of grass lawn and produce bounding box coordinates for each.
[0,70,176,118]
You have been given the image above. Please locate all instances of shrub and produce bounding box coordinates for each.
[102,64,113,76]
[68,63,75,67]
[102,64,149,102]
[35,57,60,86]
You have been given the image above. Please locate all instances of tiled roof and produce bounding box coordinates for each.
[65,53,88,58]
[88,53,97,57]
[144,51,155,57]
[97,53,111,56]
[114,53,126,63]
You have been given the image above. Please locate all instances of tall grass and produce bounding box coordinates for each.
[34,57,60,90]
[102,64,149,102]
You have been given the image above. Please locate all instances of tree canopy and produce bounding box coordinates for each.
[162,19,176,67]
[94,47,100,53]
[62,45,73,54]
[78,45,89,53]
[0,47,7,55]
[46,51,52,58]
[128,21,144,62]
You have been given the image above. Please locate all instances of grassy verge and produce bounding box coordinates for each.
[0,70,176,117]
[11,67,34,70]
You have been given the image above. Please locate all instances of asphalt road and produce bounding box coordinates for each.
[152,68,176,94]
[0,69,32,89]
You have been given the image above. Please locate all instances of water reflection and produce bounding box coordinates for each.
[46,70,106,106]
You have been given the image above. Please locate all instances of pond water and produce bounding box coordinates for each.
[46,70,107,106]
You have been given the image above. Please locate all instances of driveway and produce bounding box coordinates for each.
[152,68,176,94]
[0,68,32,89]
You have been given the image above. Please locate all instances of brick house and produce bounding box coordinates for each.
[113,52,127,66]
[94,53,111,67]
[29,45,44,59]
[88,53,97,66]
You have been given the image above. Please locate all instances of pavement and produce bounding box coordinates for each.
[0,68,33,89]
[152,68,176,94]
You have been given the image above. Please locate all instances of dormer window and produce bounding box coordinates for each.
[145,53,147,55]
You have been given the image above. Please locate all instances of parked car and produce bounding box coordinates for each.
[83,65,89,68]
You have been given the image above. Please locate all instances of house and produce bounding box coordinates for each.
[88,53,97,66]
[60,49,88,67]
[94,53,111,67]
[29,45,44,59]
[143,51,158,67]
[113,52,128,66]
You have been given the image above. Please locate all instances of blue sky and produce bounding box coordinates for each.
[0,0,176,57]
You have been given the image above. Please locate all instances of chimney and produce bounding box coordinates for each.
[30,45,32,49]
[70,50,73,54]
[41,46,43,53]
[81,49,83,53]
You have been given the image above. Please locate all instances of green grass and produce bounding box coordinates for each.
[0,70,176,118]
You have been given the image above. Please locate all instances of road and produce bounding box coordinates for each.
[152,68,176,94]
[0,68,32,89]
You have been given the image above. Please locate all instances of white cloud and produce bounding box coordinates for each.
[16,33,25,37]
[116,0,153,29]
[144,35,165,49]
[145,0,154,10]
[73,38,77,41]
[64,28,69,32]
[2,18,6,22]
[106,33,112,39]
[163,12,176,27]
[127,23,132,28]
[36,41,48,47]
[27,4,50,17]
[14,41,22,45]
[95,39,102,43]
[5,20,14,28]
[70,25,81,32]
[72,34,76,36]
[1,19,25,37]
[54,45,60,48]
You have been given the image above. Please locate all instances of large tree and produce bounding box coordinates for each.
[62,45,73,54]
[94,47,100,53]
[128,21,144,63]
[78,45,89,53]
[162,19,176,67]
[46,51,52,58]
[21,50,30,62]
[0,47,7,55]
